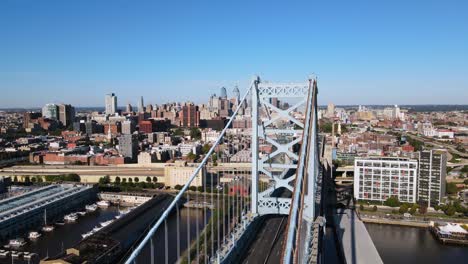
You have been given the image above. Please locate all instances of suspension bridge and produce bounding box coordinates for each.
[121,76,381,264]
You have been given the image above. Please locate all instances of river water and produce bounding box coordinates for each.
[7,205,208,263]
[365,223,468,264]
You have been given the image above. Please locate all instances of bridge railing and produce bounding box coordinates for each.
[123,81,255,264]
[283,79,321,264]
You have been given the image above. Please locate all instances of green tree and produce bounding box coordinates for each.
[64,173,81,182]
[212,153,218,166]
[175,185,183,190]
[146,176,152,183]
[13,176,18,183]
[446,182,458,195]
[384,196,401,207]
[399,204,409,214]
[190,128,201,140]
[409,204,418,215]
[173,128,184,136]
[128,178,133,183]
[99,175,111,185]
[189,186,197,192]
[445,205,456,216]
[187,151,197,161]
[122,178,127,183]
[24,176,31,183]
[152,176,158,183]
[31,177,37,183]
[134,177,139,183]
[372,205,378,212]
[359,204,364,211]
[115,176,121,184]
[202,144,211,154]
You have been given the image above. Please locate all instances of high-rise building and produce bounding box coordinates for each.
[233,86,240,102]
[118,134,138,161]
[122,120,135,135]
[180,103,200,128]
[126,103,133,113]
[418,150,447,207]
[42,104,59,120]
[58,104,75,127]
[138,96,144,113]
[327,103,335,118]
[105,93,117,115]
[23,112,42,129]
[354,157,418,203]
[220,87,227,99]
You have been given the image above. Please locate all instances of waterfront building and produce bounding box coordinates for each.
[42,103,59,120]
[0,184,96,240]
[164,160,205,187]
[418,150,447,207]
[354,157,418,203]
[105,93,117,115]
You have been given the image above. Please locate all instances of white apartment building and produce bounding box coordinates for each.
[354,157,418,203]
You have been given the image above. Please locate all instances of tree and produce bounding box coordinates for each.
[372,205,378,212]
[24,176,31,183]
[359,204,364,211]
[446,182,458,195]
[122,178,127,183]
[445,205,456,216]
[99,175,111,185]
[115,176,121,184]
[384,196,401,207]
[64,173,80,182]
[13,176,18,183]
[212,153,218,166]
[146,176,152,183]
[128,178,133,183]
[173,128,184,136]
[134,177,139,183]
[36,176,43,183]
[433,204,440,211]
[202,144,211,154]
[189,186,197,192]
[152,176,158,183]
[31,177,37,183]
[187,151,197,161]
[399,204,409,214]
[190,128,201,140]
[409,204,418,215]
[175,185,183,190]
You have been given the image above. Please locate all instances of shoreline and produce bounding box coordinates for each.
[362,217,429,228]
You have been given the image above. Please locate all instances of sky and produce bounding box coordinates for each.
[0,0,467,108]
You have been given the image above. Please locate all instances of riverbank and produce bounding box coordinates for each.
[361,217,429,228]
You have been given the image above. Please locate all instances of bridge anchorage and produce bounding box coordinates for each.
[124,76,325,264]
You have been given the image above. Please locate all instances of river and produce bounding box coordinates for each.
[365,223,468,264]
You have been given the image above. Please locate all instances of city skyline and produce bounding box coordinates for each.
[1,0,467,107]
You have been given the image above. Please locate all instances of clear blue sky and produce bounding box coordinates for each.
[1,0,467,108]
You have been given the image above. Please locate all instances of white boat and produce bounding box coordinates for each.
[97,200,110,208]
[114,214,122,219]
[9,238,27,248]
[28,231,41,240]
[64,214,78,222]
[81,231,93,239]
[42,209,55,232]
[100,220,113,227]
[77,211,87,216]
[85,204,98,212]
[92,226,103,232]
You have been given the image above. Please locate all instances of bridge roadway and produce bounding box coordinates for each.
[240,216,287,264]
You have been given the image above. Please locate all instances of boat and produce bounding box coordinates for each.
[92,226,103,232]
[55,221,65,226]
[97,200,110,208]
[9,238,27,248]
[77,211,87,216]
[28,232,41,240]
[100,220,113,227]
[64,214,78,222]
[81,231,93,239]
[86,204,98,212]
[42,209,55,232]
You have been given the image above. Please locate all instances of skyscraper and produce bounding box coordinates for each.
[233,86,240,102]
[126,103,133,113]
[181,103,200,128]
[418,150,447,207]
[42,104,58,120]
[58,104,75,127]
[220,87,227,99]
[138,96,144,113]
[105,93,117,115]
